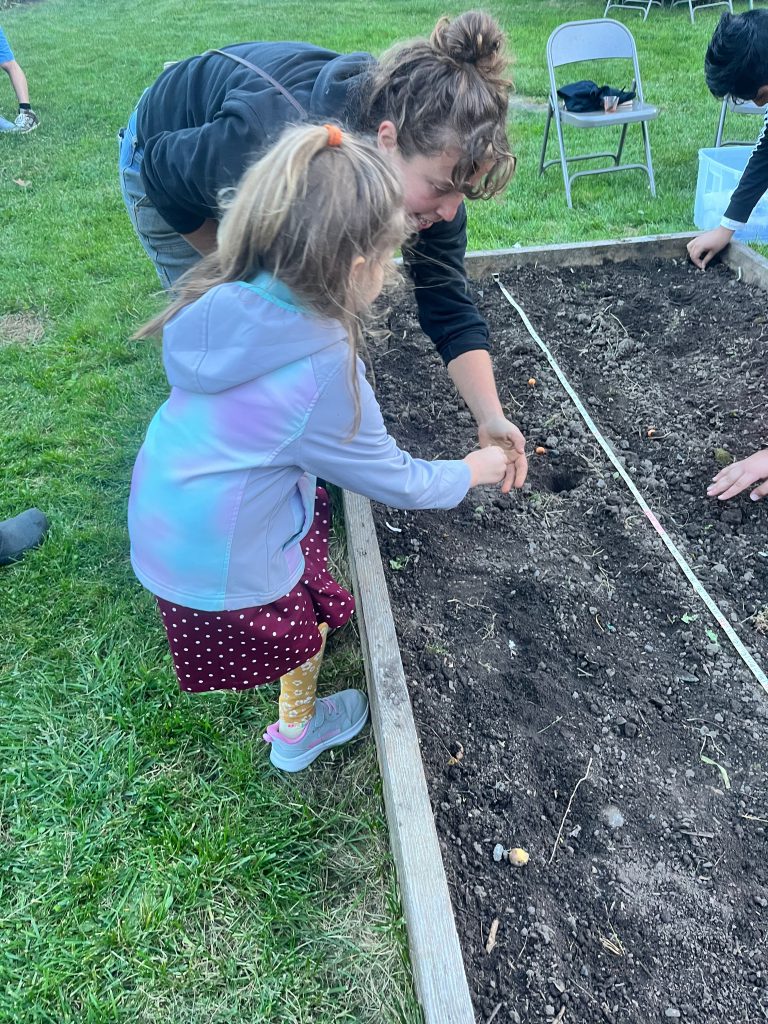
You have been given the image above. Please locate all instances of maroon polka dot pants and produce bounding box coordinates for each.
[155,488,354,693]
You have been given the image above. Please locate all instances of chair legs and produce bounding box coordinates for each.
[553,104,574,208]
[641,121,657,197]
[671,0,733,22]
[540,102,581,207]
[715,98,727,147]
[603,0,659,18]
[540,108,656,208]
[539,104,553,178]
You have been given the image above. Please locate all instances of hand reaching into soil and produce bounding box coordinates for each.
[477,415,529,493]
[686,226,734,270]
[463,445,508,488]
[707,449,768,501]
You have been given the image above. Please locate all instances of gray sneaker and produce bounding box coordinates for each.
[263,689,369,772]
[0,508,49,565]
[13,110,39,133]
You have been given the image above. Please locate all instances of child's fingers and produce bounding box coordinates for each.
[510,450,528,490]
[750,478,768,501]
[710,465,732,483]
[709,472,752,501]
[500,450,528,493]
[707,467,740,496]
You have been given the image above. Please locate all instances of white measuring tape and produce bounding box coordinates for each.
[493,273,768,697]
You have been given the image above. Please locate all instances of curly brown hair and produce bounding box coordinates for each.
[349,10,516,199]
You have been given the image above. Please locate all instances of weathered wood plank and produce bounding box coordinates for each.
[463,232,697,277]
[343,489,475,1024]
[721,242,768,289]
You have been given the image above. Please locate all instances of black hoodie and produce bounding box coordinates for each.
[134,42,490,365]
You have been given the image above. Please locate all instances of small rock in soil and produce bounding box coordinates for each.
[601,804,625,829]
[720,508,743,524]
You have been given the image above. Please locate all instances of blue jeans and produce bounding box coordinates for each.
[118,106,200,290]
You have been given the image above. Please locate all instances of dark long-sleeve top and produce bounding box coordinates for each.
[134,42,490,365]
[721,113,768,228]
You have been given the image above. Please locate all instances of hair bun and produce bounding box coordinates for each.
[430,11,506,73]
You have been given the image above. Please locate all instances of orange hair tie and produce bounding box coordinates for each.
[324,123,343,147]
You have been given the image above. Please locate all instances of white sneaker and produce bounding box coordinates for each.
[13,110,39,133]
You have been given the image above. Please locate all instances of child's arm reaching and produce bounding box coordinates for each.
[707,449,768,502]
[298,367,508,510]
[464,447,508,487]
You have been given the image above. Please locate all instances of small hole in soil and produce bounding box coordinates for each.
[550,471,581,493]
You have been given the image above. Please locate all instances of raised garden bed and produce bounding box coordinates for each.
[346,236,768,1024]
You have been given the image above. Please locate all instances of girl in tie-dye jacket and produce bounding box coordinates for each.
[128,123,507,772]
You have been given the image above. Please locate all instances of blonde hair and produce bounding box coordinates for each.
[350,10,516,199]
[135,123,409,429]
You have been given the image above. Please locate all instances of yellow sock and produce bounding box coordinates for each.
[278,623,329,738]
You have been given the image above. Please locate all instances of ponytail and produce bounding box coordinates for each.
[134,123,409,433]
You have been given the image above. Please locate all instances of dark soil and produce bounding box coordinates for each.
[368,257,768,1023]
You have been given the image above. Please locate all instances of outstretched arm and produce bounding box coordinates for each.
[403,209,527,491]
[298,365,509,509]
[447,349,528,493]
[688,113,768,269]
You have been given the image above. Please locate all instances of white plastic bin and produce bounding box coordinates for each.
[694,146,768,243]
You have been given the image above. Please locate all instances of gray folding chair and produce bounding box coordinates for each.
[715,96,768,147]
[671,0,732,22]
[604,0,661,20]
[539,19,658,208]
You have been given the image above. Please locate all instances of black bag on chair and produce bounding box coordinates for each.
[557,80,636,112]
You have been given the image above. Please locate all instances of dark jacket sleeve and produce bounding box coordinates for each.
[723,114,768,226]
[402,203,490,366]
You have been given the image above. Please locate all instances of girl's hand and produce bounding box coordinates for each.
[477,415,529,493]
[464,445,508,488]
[707,449,768,501]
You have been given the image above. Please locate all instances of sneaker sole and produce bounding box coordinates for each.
[268,701,369,773]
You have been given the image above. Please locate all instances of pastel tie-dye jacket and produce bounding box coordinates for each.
[128,274,472,611]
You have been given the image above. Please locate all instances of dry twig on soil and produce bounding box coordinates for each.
[548,756,593,865]
[485,917,500,955]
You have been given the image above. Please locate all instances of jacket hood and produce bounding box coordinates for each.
[308,51,374,120]
[162,275,347,394]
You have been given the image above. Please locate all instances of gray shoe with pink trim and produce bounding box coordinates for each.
[263,690,369,772]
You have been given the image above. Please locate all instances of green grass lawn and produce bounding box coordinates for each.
[0,0,760,1020]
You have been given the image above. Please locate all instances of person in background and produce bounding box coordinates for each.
[119,11,527,492]
[687,9,768,269]
[0,26,39,133]
[686,10,768,503]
